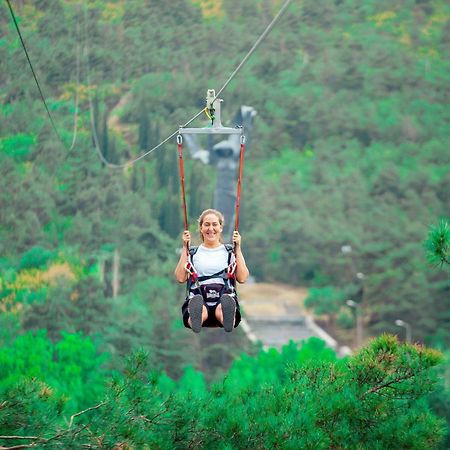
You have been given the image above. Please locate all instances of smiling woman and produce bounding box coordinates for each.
[198,209,225,246]
[174,209,249,333]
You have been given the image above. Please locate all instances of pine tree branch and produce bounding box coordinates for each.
[0,430,70,449]
[0,438,38,441]
[426,219,450,267]
[0,445,38,450]
[69,402,106,429]
[0,436,42,450]
[364,371,415,396]
[441,255,450,266]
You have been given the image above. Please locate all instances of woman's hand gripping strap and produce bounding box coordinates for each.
[185,261,201,291]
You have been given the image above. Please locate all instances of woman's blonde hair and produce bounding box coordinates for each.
[198,209,225,241]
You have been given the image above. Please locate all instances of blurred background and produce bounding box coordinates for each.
[0,0,448,446]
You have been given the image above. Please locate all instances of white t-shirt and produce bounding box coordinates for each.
[191,244,234,285]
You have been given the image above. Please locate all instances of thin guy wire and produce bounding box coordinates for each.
[83,4,121,168]
[5,0,63,142]
[6,0,83,158]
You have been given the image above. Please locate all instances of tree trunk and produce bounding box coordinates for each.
[112,248,120,298]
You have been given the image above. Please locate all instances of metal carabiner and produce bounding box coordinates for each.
[177,134,183,145]
[240,134,246,144]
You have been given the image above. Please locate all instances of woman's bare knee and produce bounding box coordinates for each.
[215,304,224,324]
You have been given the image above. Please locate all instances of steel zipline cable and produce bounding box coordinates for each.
[211,0,294,104]
[85,0,294,169]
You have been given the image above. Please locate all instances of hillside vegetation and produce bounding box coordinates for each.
[0,0,448,447]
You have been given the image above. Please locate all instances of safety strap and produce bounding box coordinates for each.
[177,134,200,290]
[197,268,228,282]
[234,135,246,232]
[186,245,236,295]
[177,135,189,233]
[188,270,236,296]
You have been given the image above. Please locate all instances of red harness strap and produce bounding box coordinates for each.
[177,134,200,286]
[234,135,246,232]
[227,260,237,280]
[177,135,189,233]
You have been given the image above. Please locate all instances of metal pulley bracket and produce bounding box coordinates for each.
[179,89,244,136]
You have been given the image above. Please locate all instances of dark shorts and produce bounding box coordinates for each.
[181,283,241,329]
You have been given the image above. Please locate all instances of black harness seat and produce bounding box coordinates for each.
[181,244,241,328]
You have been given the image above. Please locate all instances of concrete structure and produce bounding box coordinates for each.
[183,103,257,237]
[238,282,351,356]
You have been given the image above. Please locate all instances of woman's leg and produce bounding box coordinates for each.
[216,294,236,332]
[188,295,208,333]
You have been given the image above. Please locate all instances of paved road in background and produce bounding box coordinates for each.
[238,282,340,352]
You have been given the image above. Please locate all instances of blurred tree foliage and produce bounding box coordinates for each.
[0,336,446,448]
[0,329,108,413]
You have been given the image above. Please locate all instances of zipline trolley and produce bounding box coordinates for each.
[179,89,245,136]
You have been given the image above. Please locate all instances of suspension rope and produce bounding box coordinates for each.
[234,135,246,232]
[177,135,189,232]
[176,134,196,274]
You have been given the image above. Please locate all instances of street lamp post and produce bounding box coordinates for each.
[347,300,363,348]
[395,319,412,343]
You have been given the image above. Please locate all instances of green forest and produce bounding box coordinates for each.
[0,0,449,448]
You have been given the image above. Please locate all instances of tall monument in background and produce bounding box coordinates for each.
[183,105,257,237]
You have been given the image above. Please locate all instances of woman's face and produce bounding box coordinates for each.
[200,213,223,245]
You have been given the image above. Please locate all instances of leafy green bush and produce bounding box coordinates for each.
[337,310,355,329]
[0,133,36,161]
[18,246,54,271]
[0,330,109,412]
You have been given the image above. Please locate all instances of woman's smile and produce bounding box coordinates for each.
[201,213,222,246]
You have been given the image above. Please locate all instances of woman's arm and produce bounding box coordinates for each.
[174,230,190,283]
[233,231,250,283]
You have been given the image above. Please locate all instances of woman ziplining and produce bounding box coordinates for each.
[174,92,249,332]
[7,0,293,333]
[174,209,249,333]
